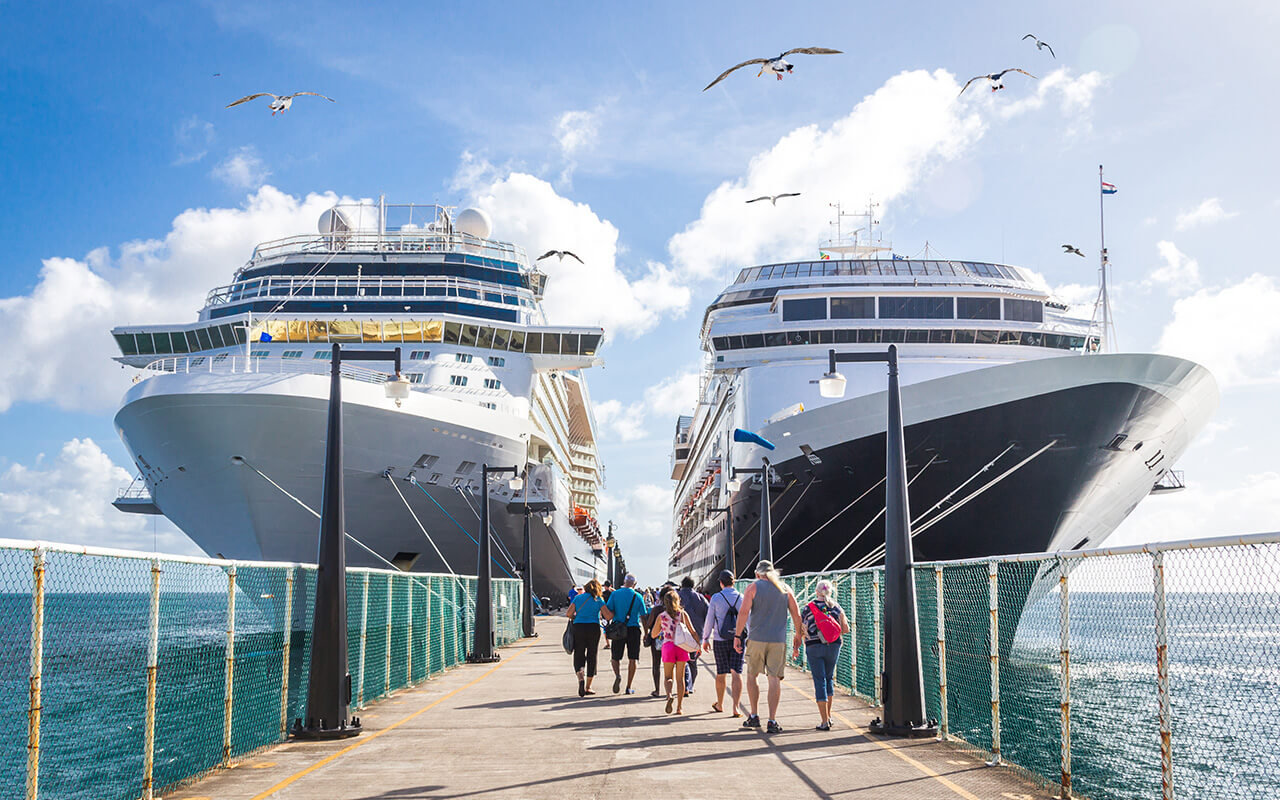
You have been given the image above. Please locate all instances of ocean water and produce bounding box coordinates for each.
[1,588,1276,799]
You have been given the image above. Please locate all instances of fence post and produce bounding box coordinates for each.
[988,561,1001,766]
[356,572,369,708]
[849,574,858,697]
[383,573,393,696]
[406,577,414,685]
[428,577,435,676]
[27,548,47,800]
[935,564,948,740]
[872,571,882,708]
[279,567,294,740]
[1154,550,1173,800]
[1059,556,1072,798]
[222,564,237,765]
[140,557,161,799]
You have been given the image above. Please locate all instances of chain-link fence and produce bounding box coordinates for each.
[1,538,524,800]
[748,532,1280,800]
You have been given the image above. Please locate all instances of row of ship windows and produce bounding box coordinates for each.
[224,278,531,307]
[736,260,1023,283]
[712,328,1098,352]
[781,297,1043,323]
[116,319,601,358]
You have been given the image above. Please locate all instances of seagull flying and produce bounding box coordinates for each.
[746,192,801,206]
[959,68,1037,96]
[1022,34,1056,58]
[225,91,335,116]
[1062,244,1085,257]
[537,250,584,264]
[703,48,843,91]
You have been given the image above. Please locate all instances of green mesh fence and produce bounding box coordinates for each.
[1,540,523,800]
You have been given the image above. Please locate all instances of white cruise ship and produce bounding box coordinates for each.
[111,201,616,600]
[669,233,1218,588]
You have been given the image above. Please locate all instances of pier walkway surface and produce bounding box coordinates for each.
[166,622,1046,800]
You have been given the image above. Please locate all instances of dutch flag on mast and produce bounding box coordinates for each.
[1101,181,1118,195]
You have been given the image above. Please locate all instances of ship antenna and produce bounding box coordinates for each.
[1089,165,1119,353]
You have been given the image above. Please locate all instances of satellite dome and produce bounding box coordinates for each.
[318,203,381,234]
[454,207,492,240]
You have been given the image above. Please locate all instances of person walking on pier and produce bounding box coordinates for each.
[601,574,648,695]
[734,560,803,733]
[800,579,850,730]
[567,579,606,697]
[702,570,744,716]
[643,585,674,697]
[677,576,709,695]
[650,588,701,714]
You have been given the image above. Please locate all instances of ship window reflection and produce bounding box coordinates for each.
[831,297,875,319]
[443,322,462,344]
[542,332,560,354]
[170,332,190,353]
[525,332,542,354]
[764,332,787,347]
[196,328,214,350]
[957,298,1001,320]
[114,333,138,356]
[560,333,579,355]
[742,333,765,348]
[1004,299,1044,322]
[476,326,495,348]
[781,298,827,321]
[508,330,526,352]
[492,328,509,350]
[459,325,478,347]
[953,329,977,344]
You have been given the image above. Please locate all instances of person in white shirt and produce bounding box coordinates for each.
[700,570,745,716]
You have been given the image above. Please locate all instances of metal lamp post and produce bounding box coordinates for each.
[469,464,520,663]
[818,344,935,737]
[729,428,776,565]
[605,523,617,587]
[505,494,553,639]
[705,506,735,579]
[294,344,410,740]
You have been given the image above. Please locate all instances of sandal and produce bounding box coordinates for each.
[711,703,724,713]
[665,696,674,714]
[650,690,662,698]
[578,676,585,697]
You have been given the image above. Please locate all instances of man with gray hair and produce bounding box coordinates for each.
[733,560,802,733]
[601,573,648,694]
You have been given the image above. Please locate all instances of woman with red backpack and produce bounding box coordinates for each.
[800,579,851,731]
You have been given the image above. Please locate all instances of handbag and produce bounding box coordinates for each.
[808,602,842,644]
[605,593,638,643]
[673,614,700,653]
[562,618,574,654]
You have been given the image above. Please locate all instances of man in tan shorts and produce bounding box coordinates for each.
[733,560,803,733]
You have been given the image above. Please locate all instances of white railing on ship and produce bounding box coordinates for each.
[204,273,530,308]
[141,355,395,386]
[247,230,527,265]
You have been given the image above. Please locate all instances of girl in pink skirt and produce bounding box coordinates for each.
[649,590,700,715]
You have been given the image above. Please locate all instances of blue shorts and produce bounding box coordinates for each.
[712,639,743,674]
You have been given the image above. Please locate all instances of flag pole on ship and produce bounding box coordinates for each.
[1090,165,1119,353]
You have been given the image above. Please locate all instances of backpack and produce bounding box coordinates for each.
[808,602,841,644]
[716,589,742,641]
[605,592,638,643]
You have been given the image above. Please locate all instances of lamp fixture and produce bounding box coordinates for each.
[385,373,411,406]
[818,370,847,398]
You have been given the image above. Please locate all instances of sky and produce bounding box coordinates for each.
[1,0,1278,584]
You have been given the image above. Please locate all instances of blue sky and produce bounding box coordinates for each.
[1,1,1278,582]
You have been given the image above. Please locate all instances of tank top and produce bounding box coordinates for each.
[749,578,788,644]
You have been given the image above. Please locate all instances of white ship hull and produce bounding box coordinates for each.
[114,370,604,601]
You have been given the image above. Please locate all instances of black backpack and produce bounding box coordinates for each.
[716,589,742,641]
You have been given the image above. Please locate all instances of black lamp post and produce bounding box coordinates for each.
[818,344,935,737]
[470,464,520,663]
[706,506,735,579]
[730,458,775,565]
[294,343,409,741]
[506,494,553,639]
[605,522,617,586]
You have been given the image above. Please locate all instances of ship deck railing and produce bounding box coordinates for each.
[204,273,531,309]
[246,229,528,268]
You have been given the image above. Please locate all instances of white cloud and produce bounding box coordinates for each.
[1145,240,1201,293]
[667,69,987,282]
[460,168,690,336]
[595,370,700,442]
[598,482,672,582]
[0,187,341,412]
[594,399,646,442]
[555,109,599,158]
[1111,472,1280,547]
[0,438,195,553]
[1156,273,1280,386]
[211,146,272,190]
[173,116,215,165]
[1050,282,1099,317]
[993,68,1106,124]
[1175,197,1237,231]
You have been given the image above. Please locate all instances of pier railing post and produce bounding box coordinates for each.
[988,560,1001,766]
[383,573,393,696]
[222,565,237,766]
[1058,556,1072,799]
[279,567,294,740]
[406,577,414,684]
[1154,551,1173,800]
[141,557,161,800]
[936,564,948,740]
[356,572,369,708]
[872,571,882,708]
[27,547,46,800]
[849,574,858,696]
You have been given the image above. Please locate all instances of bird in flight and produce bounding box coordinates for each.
[746,193,801,206]
[959,68,1037,95]
[703,48,843,91]
[1022,34,1055,58]
[225,91,335,116]
[1062,244,1085,257]
[537,250,584,264]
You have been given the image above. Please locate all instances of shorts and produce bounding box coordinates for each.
[712,639,744,674]
[745,640,786,679]
[660,641,690,663]
[610,626,642,661]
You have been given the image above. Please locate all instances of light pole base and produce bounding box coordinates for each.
[466,652,501,664]
[869,717,938,738]
[291,717,363,740]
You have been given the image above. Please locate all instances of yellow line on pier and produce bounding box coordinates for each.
[249,640,533,800]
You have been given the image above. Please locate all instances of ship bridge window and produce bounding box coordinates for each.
[581,334,602,356]
[410,350,430,360]
[135,333,156,355]
[957,297,1001,320]
[459,324,478,347]
[542,332,561,354]
[476,326,495,348]
[879,297,955,319]
[492,329,509,351]
[508,330,527,352]
[782,298,827,321]
[831,297,875,319]
[1004,299,1044,322]
[114,333,139,356]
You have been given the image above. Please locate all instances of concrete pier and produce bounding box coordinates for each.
[165,623,1048,799]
